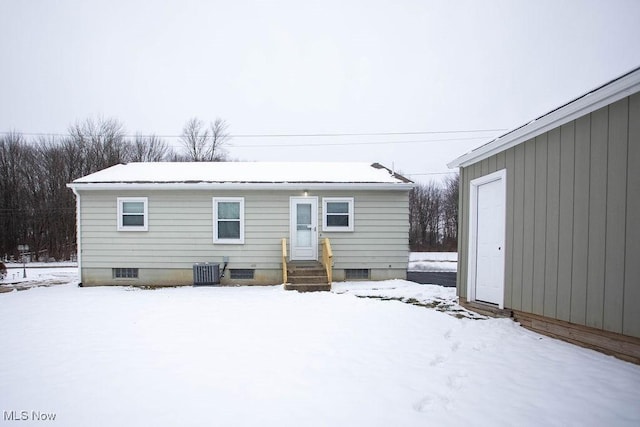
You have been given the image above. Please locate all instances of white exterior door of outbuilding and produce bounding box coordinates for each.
[290,197,318,260]
[468,169,506,308]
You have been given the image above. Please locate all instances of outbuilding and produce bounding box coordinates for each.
[448,67,640,362]
[67,162,413,289]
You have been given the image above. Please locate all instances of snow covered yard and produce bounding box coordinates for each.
[1,277,640,426]
[0,264,78,292]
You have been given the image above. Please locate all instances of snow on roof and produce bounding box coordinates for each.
[70,162,413,187]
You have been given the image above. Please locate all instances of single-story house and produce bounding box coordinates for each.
[67,162,414,289]
[448,66,640,362]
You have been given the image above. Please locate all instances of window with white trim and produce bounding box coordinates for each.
[213,197,245,244]
[117,197,148,231]
[323,197,354,232]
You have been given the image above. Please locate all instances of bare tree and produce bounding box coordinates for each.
[0,132,29,259]
[180,117,210,161]
[179,117,229,161]
[40,138,77,259]
[208,118,229,161]
[441,173,459,251]
[409,179,457,252]
[68,117,129,172]
[130,134,172,162]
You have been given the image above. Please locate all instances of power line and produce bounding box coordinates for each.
[405,171,457,176]
[0,132,498,148]
[228,135,491,148]
[0,128,506,140]
[222,129,506,138]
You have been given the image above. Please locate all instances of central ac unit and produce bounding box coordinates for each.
[193,263,220,286]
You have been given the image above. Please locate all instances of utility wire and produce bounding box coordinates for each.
[0,133,498,148]
[228,135,491,148]
[0,128,506,140]
[405,171,457,176]
[221,129,505,138]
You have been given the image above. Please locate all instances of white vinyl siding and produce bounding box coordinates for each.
[78,190,409,275]
[213,197,244,244]
[117,197,148,231]
[318,193,409,272]
[323,197,354,232]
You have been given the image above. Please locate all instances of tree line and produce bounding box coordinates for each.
[0,117,229,261]
[409,174,459,252]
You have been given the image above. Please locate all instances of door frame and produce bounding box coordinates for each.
[467,169,506,309]
[289,196,319,261]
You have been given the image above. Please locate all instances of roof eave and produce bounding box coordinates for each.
[66,182,416,191]
[448,67,640,169]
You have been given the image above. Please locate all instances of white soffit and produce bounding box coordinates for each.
[448,67,640,169]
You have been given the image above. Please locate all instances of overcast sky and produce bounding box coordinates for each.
[1,0,639,183]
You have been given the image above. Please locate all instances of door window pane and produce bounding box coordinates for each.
[296,229,311,246]
[297,204,311,225]
[296,203,312,246]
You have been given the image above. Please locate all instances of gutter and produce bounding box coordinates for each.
[66,182,416,191]
[71,187,82,283]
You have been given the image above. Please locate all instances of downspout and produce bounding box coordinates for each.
[71,187,82,285]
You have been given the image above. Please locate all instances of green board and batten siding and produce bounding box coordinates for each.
[78,189,409,285]
[458,93,640,339]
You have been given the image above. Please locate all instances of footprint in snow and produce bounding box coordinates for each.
[413,395,451,413]
[447,371,467,390]
[429,354,446,366]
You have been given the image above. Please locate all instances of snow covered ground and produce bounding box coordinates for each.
[408,252,457,272]
[0,265,77,292]
[1,272,639,426]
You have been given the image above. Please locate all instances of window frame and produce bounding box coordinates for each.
[322,197,354,232]
[117,197,148,231]
[213,197,245,244]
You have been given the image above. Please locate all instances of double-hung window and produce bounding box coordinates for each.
[213,197,244,244]
[117,197,148,231]
[323,197,354,232]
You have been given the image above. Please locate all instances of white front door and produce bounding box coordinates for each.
[469,170,506,308]
[290,197,318,260]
